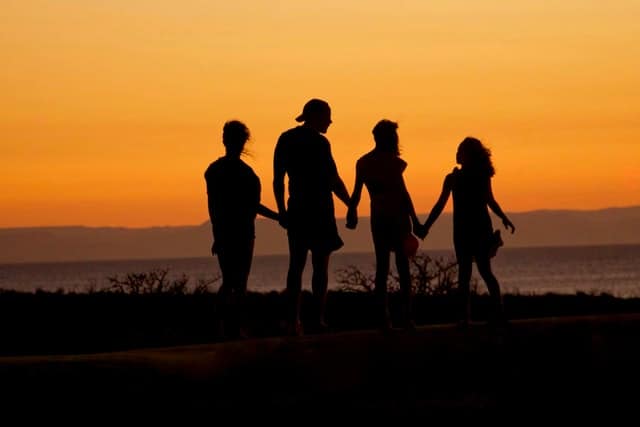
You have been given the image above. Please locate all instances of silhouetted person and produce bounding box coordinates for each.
[347,120,421,330]
[419,137,515,328]
[273,99,350,335]
[205,120,279,339]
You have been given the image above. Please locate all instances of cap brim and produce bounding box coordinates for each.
[295,114,305,122]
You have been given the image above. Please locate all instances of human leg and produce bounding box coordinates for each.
[456,253,473,327]
[311,250,330,331]
[234,240,254,338]
[476,255,506,325]
[215,246,235,338]
[374,245,392,330]
[395,250,414,330]
[286,236,308,336]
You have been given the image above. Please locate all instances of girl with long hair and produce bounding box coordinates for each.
[420,137,515,327]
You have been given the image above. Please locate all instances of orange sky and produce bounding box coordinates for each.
[2,1,639,227]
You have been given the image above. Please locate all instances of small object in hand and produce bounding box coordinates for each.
[489,230,504,258]
[402,233,420,258]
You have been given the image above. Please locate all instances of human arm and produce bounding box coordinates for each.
[422,174,453,234]
[208,214,217,256]
[487,179,515,233]
[273,136,288,229]
[333,175,351,208]
[257,204,280,221]
[400,175,422,234]
[346,165,364,229]
[204,169,217,255]
[326,143,350,207]
[251,174,279,222]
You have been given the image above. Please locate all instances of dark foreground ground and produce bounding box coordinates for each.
[1,313,639,419]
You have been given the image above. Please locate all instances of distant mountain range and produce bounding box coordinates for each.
[1,206,639,263]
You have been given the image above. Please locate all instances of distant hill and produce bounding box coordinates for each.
[0,206,639,263]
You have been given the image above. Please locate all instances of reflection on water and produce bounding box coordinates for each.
[1,245,639,297]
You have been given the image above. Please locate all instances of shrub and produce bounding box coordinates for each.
[336,251,477,296]
[105,268,220,295]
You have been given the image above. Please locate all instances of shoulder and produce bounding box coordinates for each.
[377,152,406,173]
[444,168,459,185]
[276,127,297,147]
[279,126,297,138]
[317,132,330,144]
[279,126,306,140]
[204,158,224,179]
[243,164,260,190]
[247,164,260,183]
[312,132,331,152]
[358,150,376,163]
[238,158,254,171]
[356,150,376,169]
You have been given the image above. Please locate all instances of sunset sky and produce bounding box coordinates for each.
[2,1,639,227]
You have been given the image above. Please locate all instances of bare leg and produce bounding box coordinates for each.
[476,255,506,325]
[235,240,254,338]
[374,245,392,330]
[311,251,330,331]
[286,239,307,336]
[456,254,473,327]
[216,248,235,339]
[215,240,255,339]
[395,250,414,330]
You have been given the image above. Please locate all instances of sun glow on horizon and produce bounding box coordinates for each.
[2,1,639,227]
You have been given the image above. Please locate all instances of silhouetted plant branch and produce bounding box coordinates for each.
[336,252,478,296]
[335,265,377,293]
[105,268,220,295]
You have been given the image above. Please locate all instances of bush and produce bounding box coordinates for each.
[105,268,220,295]
[336,251,475,296]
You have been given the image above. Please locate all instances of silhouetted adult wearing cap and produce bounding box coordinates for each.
[273,99,350,335]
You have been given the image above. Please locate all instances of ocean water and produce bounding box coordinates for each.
[0,245,639,297]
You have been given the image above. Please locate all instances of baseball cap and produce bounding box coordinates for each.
[295,98,330,122]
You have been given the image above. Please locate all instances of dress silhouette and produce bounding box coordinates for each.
[420,137,515,327]
[204,120,278,338]
[273,99,351,335]
[347,120,421,330]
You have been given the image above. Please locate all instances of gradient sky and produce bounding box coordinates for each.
[2,1,639,227]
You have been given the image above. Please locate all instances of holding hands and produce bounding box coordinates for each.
[278,211,289,230]
[346,206,358,230]
[410,216,427,240]
[413,223,429,240]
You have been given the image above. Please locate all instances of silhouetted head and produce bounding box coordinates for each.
[372,119,400,155]
[222,120,250,157]
[456,137,495,177]
[295,99,332,134]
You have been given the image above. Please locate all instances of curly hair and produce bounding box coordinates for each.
[457,137,495,177]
